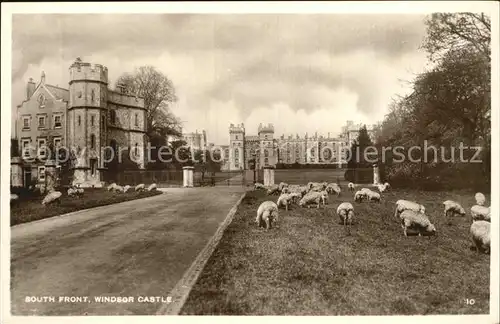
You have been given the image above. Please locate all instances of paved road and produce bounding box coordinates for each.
[10,187,246,316]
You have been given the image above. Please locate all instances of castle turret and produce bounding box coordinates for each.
[229,123,245,170]
[68,57,109,187]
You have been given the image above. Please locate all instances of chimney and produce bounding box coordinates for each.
[40,71,46,85]
[26,77,35,100]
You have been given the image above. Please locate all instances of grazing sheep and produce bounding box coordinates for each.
[278,182,289,192]
[326,183,341,196]
[443,200,466,217]
[114,185,124,193]
[147,183,157,192]
[475,192,486,206]
[281,187,291,194]
[107,183,117,191]
[42,191,62,206]
[354,190,367,203]
[135,183,145,192]
[67,188,77,197]
[366,190,381,203]
[394,200,426,219]
[299,191,328,209]
[337,202,354,228]
[377,183,388,193]
[76,187,84,197]
[308,182,326,191]
[348,182,355,192]
[470,220,490,254]
[267,184,280,195]
[289,185,308,197]
[400,210,436,237]
[254,182,265,190]
[10,194,19,202]
[277,193,294,211]
[256,201,279,230]
[123,185,131,193]
[471,205,491,222]
[289,192,302,204]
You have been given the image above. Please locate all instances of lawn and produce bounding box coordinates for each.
[180,185,491,315]
[10,188,162,226]
[275,169,346,185]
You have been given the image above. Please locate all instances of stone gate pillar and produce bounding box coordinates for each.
[11,157,24,188]
[183,166,194,188]
[373,164,380,185]
[263,166,275,187]
[45,159,57,193]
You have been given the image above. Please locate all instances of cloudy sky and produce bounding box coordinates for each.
[12,14,430,144]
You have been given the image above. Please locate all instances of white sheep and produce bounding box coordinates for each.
[377,183,388,193]
[470,220,490,254]
[67,188,77,197]
[135,183,145,192]
[123,185,131,193]
[348,182,355,192]
[354,190,367,203]
[366,190,381,203]
[384,182,390,190]
[267,184,280,195]
[42,191,62,205]
[254,182,265,190]
[299,191,328,209]
[277,193,294,211]
[475,192,486,206]
[442,200,466,218]
[114,185,124,193]
[147,183,157,192]
[11,194,19,202]
[337,202,354,227]
[281,187,291,194]
[471,205,491,222]
[400,210,436,237]
[288,185,308,197]
[289,192,302,204]
[394,200,426,219]
[76,187,84,196]
[278,182,289,192]
[256,201,279,230]
[326,183,341,196]
[107,183,117,191]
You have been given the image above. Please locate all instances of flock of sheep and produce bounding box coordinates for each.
[254,181,491,254]
[106,182,157,193]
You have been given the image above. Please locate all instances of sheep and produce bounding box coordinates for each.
[299,191,328,209]
[75,186,84,197]
[348,182,355,192]
[442,200,466,218]
[289,192,302,204]
[337,202,354,228]
[267,184,280,195]
[278,182,289,192]
[277,193,294,211]
[399,210,436,237]
[354,190,367,203]
[326,183,341,196]
[42,191,62,206]
[135,183,145,192]
[256,201,279,230]
[308,182,326,191]
[254,182,265,190]
[471,205,491,222]
[10,194,19,202]
[288,185,308,197]
[376,183,388,193]
[123,185,131,193]
[366,190,381,203]
[67,188,77,197]
[384,182,390,190]
[475,192,486,206]
[113,185,124,193]
[107,183,117,191]
[281,187,291,194]
[394,200,426,219]
[470,220,490,254]
[147,183,157,192]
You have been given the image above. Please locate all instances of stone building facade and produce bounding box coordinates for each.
[14,58,147,188]
[339,120,376,146]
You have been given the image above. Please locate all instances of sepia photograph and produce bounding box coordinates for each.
[1,1,499,323]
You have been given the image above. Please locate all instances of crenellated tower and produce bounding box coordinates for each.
[229,123,245,170]
[68,57,109,187]
[258,123,275,168]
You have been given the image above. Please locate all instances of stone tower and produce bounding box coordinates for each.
[258,123,275,168]
[229,123,245,170]
[67,57,109,187]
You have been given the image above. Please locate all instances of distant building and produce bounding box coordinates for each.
[339,120,376,146]
[14,57,147,188]
[182,130,206,151]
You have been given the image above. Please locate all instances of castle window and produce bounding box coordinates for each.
[134,143,139,157]
[37,138,47,159]
[264,158,269,166]
[38,166,46,181]
[264,150,269,158]
[90,159,97,176]
[22,116,31,130]
[91,89,95,102]
[135,113,139,127]
[78,115,81,126]
[91,115,95,126]
[235,135,238,140]
[101,116,105,129]
[53,137,62,147]
[21,139,31,158]
[53,115,62,128]
[38,116,46,129]
[90,134,96,149]
[110,110,116,124]
[38,94,46,108]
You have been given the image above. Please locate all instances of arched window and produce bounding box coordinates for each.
[135,113,139,127]
[38,94,46,108]
[78,115,81,126]
[234,148,239,161]
[134,143,139,157]
[90,134,96,149]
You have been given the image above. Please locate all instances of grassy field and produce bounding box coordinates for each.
[10,188,162,226]
[275,169,346,185]
[181,184,491,315]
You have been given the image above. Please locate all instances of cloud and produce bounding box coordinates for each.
[11,14,430,144]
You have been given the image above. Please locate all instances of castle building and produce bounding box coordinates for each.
[14,58,147,188]
[182,130,207,151]
[339,120,376,146]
